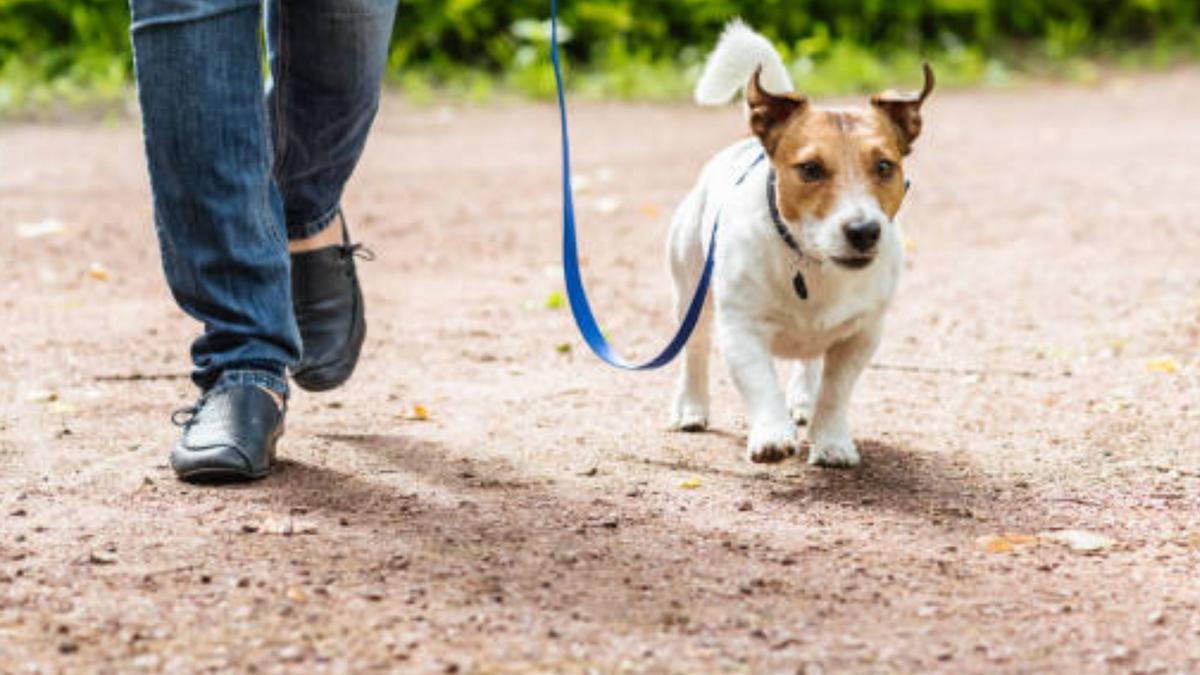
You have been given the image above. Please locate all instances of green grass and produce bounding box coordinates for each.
[2,38,1200,118]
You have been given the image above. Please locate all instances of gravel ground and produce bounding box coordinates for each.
[1,70,1199,673]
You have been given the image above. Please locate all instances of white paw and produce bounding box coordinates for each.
[807,437,860,468]
[670,397,709,432]
[746,423,797,463]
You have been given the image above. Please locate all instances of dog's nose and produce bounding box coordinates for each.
[843,219,881,252]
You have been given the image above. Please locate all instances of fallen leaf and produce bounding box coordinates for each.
[977,533,1038,553]
[555,342,571,354]
[409,404,430,421]
[1039,529,1114,552]
[544,291,565,310]
[679,477,702,489]
[87,262,112,281]
[639,203,662,219]
[1144,356,1180,374]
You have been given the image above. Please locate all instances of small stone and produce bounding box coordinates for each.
[88,550,118,565]
[1148,609,1166,626]
[737,500,754,512]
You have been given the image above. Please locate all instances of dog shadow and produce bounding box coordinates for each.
[636,432,1020,529]
[768,437,1007,525]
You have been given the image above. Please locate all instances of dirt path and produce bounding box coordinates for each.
[2,71,1199,673]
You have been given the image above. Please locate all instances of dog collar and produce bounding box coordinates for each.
[765,169,809,300]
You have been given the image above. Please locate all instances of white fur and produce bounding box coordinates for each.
[669,29,905,467]
[694,20,794,105]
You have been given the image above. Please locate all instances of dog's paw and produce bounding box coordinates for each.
[807,437,860,468]
[669,398,709,433]
[747,423,797,463]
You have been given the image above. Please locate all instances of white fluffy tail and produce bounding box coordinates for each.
[694,19,794,105]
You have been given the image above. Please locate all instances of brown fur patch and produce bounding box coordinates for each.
[746,65,933,227]
[770,107,908,224]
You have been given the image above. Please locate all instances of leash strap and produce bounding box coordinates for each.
[552,0,721,370]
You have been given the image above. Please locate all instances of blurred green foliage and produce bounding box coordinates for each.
[2,0,1199,113]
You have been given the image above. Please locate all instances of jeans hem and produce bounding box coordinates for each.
[288,204,341,240]
[209,368,290,399]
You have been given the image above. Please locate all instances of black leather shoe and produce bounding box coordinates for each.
[290,212,370,392]
[170,385,285,482]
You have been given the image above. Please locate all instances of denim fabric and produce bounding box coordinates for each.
[211,368,289,398]
[129,0,396,393]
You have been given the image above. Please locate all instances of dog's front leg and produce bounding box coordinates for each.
[807,323,882,467]
[720,325,796,463]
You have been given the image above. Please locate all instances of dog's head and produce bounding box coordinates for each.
[746,65,934,269]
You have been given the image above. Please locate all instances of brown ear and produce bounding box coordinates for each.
[870,62,935,154]
[746,65,807,155]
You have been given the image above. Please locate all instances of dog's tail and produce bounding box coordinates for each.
[694,19,794,105]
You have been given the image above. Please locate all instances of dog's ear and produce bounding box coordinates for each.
[746,65,807,155]
[870,62,935,155]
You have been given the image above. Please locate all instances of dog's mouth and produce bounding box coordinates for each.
[831,255,875,270]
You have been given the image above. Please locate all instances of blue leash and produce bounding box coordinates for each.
[551,0,718,370]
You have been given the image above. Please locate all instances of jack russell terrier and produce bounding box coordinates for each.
[667,21,933,466]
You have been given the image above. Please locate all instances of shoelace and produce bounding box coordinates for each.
[339,242,376,261]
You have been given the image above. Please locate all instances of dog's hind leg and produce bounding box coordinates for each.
[786,358,822,426]
[668,186,712,432]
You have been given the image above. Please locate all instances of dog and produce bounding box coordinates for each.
[667,21,933,466]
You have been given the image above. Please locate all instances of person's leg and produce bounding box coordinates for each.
[264,0,398,391]
[266,0,398,243]
[130,0,297,479]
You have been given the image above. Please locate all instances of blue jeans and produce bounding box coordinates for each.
[129,0,397,396]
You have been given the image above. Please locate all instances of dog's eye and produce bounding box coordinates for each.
[875,159,896,180]
[795,161,827,183]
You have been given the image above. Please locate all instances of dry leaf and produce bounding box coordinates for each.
[555,342,571,354]
[977,533,1038,553]
[88,262,112,281]
[679,477,702,489]
[1144,356,1180,374]
[409,404,430,421]
[544,291,565,310]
